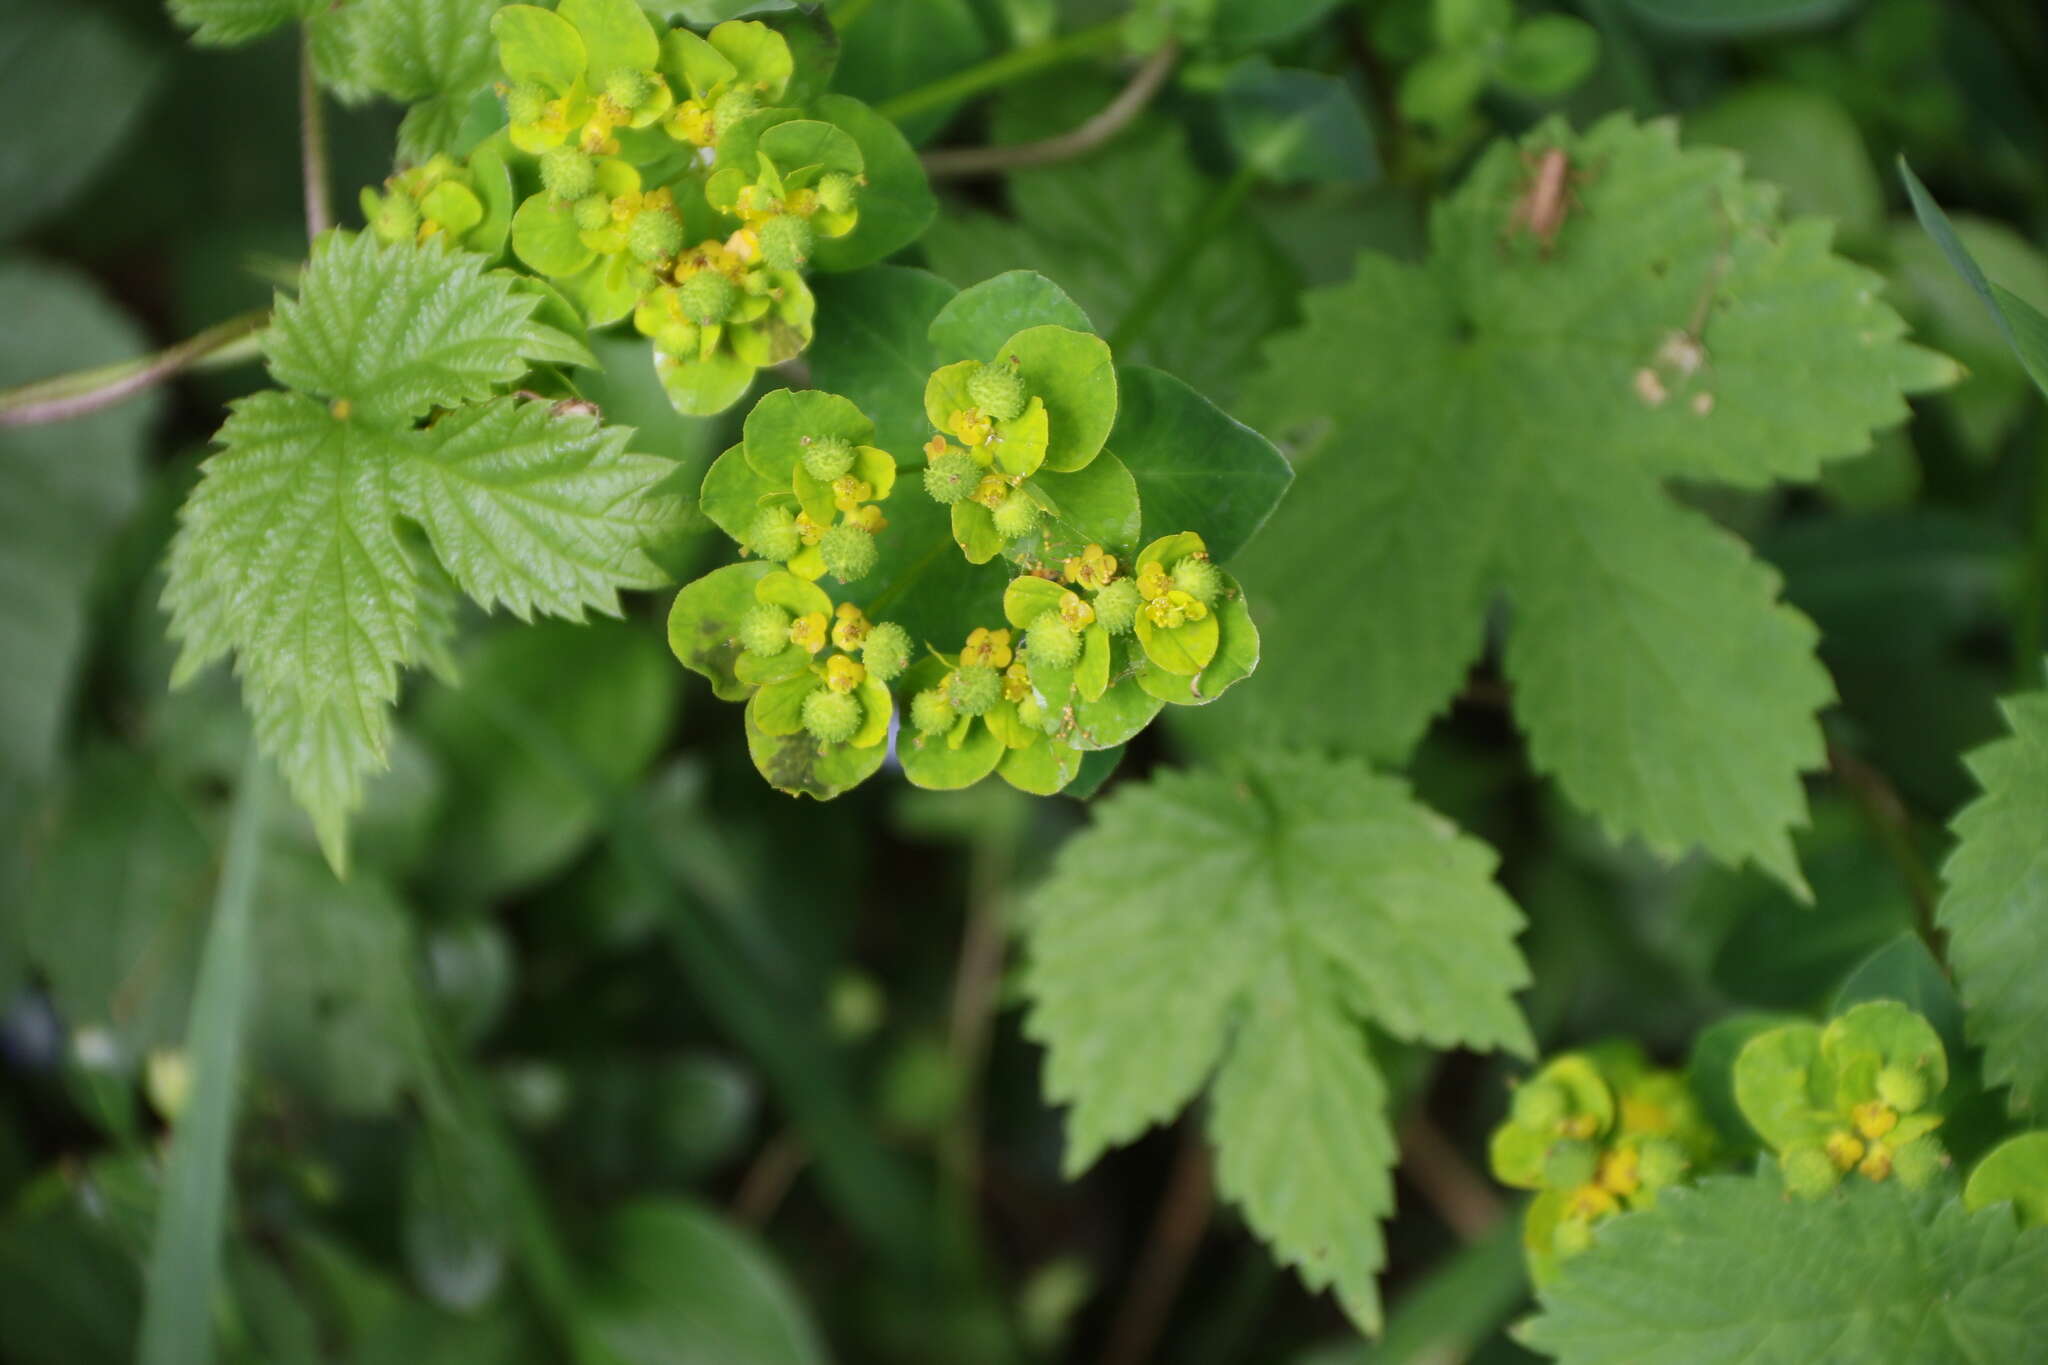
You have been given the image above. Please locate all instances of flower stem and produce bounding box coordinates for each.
[0,309,266,429]
[877,20,1125,123]
[299,24,331,240]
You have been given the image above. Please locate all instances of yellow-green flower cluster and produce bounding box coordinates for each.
[1489,1043,1716,1285]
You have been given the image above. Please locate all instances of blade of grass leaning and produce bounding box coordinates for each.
[1899,157,2048,401]
[137,748,270,1365]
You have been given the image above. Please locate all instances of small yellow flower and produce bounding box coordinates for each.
[826,654,866,693]
[1145,589,1209,629]
[971,475,1009,510]
[851,504,888,533]
[949,408,993,447]
[789,611,827,654]
[831,475,874,512]
[1137,561,1171,600]
[1058,594,1096,631]
[1596,1147,1641,1198]
[1063,544,1118,590]
[1002,662,1032,703]
[670,100,715,146]
[832,602,871,653]
[795,511,824,546]
[1563,1184,1619,1221]
[964,627,1013,670]
[924,434,955,461]
[1858,1143,1894,1181]
[1852,1101,1898,1141]
[1825,1130,1866,1172]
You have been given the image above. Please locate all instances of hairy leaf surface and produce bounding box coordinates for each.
[1525,1176,2048,1363]
[1236,115,1955,892]
[1024,752,1532,1329]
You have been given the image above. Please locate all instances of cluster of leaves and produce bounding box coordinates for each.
[671,273,1289,798]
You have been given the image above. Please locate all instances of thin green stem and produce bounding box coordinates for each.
[138,748,270,1365]
[299,24,331,239]
[1108,161,1260,354]
[1829,742,1942,955]
[0,309,265,429]
[877,20,1124,123]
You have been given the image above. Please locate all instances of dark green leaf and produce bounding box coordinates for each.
[927,270,1094,364]
[1110,365,1292,562]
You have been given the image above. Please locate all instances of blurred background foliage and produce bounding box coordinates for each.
[2,0,2047,1360]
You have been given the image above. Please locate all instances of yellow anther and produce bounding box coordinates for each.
[789,611,827,654]
[671,101,715,146]
[924,434,954,461]
[1561,1114,1599,1140]
[971,475,1010,510]
[1002,662,1032,703]
[831,602,871,653]
[1852,1101,1898,1141]
[1858,1143,1894,1182]
[831,475,874,512]
[329,398,352,421]
[727,227,760,262]
[825,654,865,693]
[949,408,993,447]
[1596,1146,1641,1198]
[1058,594,1096,631]
[964,627,1013,670]
[794,511,823,546]
[851,504,888,533]
[1145,589,1208,629]
[1825,1130,1866,1172]
[1564,1184,1619,1221]
[1063,544,1118,590]
[1619,1097,1674,1136]
[1137,561,1171,599]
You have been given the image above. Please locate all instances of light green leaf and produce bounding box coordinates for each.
[1524,1176,2048,1364]
[0,261,158,788]
[1237,116,1949,892]
[1940,689,2048,1115]
[1685,85,1882,239]
[1025,752,1532,1331]
[668,560,776,701]
[1965,1133,2048,1229]
[492,4,586,91]
[559,0,658,80]
[399,397,678,620]
[573,1201,827,1365]
[265,233,561,427]
[928,271,1094,365]
[330,0,499,103]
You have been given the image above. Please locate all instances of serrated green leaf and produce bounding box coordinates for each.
[1024,752,1532,1331]
[1524,1176,2048,1363]
[264,233,559,428]
[167,0,319,46]
[1940,689,2048,1116]
[1237,116,1951,892]
[164,391,419,868]
[399,397,678,621]
[329,0,499,104]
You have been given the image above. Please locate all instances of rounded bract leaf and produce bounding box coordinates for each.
[1001,325,1117,473]
[710,18,794,98]
[511,194,597,278]
[656,346,755,417]
[1732,1021,1833,1152]
[999,735,1081,795]
[1819,1000,1949,1111]
[744,388,877,482]
[493,5,586,92]
[807,94,936,273]
[1067,674,1165,752]
[900,715,1006,790]
[1003,575,1072,631]
[1964,1132,2048,1229]
[558,0,658,82]
[929,271,1093,364]
[1024,452,1142,560]
[1135,605,1218,677]
[1135,571,1258,705]
[668,561,775,701]
[700,444,783,547]
[759,119,864,183]
[950,500,1006,565]
[745,699,887,798]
